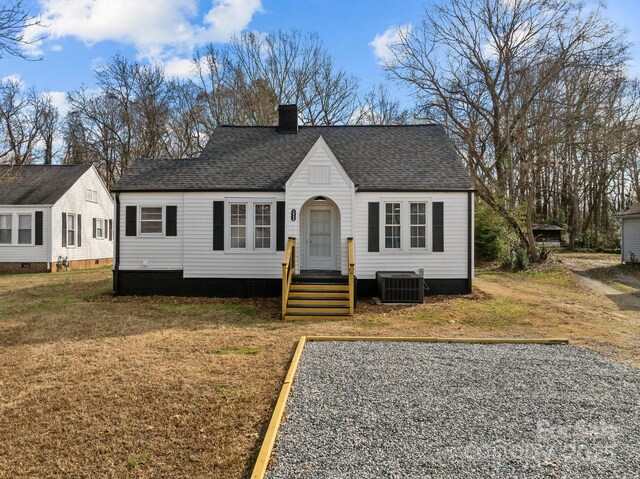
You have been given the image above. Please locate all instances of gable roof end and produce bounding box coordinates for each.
[285,135,353,188]
[0,164,92,205]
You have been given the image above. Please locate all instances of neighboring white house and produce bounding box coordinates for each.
[111,105,474,319]
[617,202,640,263]
[0,164,114,273]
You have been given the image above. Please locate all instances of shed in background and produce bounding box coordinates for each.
[532,224,563,246]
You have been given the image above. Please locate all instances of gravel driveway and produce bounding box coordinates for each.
[266,341,640,478]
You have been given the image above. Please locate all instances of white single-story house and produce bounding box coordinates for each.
[111,105,474,319]
[617,202,640,263]
[0,164,114,273]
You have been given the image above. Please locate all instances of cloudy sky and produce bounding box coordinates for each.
[3,0,640,112]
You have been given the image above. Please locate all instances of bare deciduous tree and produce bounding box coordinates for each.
[0,0,45,59]
[196,30,360,127]
[353,84,411,125]
[387,0,634,256]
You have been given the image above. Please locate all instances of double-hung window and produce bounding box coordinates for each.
[384,202,401,249]
[225,200,275,251]
[18,214,33,245]
[67,214,76,246]
[230,203,247,249]
[0,214,12,244]
[96,218,104,238]
[254,203,271,249]
[410,202,427,249]
[140,207,163,234]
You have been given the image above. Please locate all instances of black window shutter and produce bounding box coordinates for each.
[125,206,137,236]
[35,211,43,246]
[368,202,380,252]
[61,212,67,247]
[166,206,177,236]
[109,219,113,241]
[213,201,224,250]
[93,218,97,238]
[433,202,444,252]
[77,215,82,247]
[276,201,285,251]
[213,201,224,251]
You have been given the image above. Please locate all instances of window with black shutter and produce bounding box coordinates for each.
[77,215,82,247]
[432,202,444,252]
[125,206,137,236]
[368,202,379,252]
[213,201,224,250]
[62,212,67,247]
[276,201,285,251]
[35,211,43,246]
[166,206,177,236]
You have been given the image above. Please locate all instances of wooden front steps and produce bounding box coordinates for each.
[284,277,351,321]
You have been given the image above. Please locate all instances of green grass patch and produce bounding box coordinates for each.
[479,268,577,288]
[459,298,536,327]
[411,297,536,328]
[214,347,261,356]
[127,450,149,469]
[520,269,576,286]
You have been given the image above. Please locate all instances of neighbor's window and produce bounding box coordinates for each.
[385,203,401,249]
[230,203,246,248]
[67,214,75,246]
[96,218,104,238]
[86,189,98,202]
[18,214,32,245]
[0,214,11,244]
[254,203,271,249]
[140,207,163,234]
[410,202,427,249]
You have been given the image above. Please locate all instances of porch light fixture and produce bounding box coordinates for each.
[291,209,297,221]
[314,196,327,201]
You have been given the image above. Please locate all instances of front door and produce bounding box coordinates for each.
[306,207,334,270]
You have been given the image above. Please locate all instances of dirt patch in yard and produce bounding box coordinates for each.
[0,259,638,478]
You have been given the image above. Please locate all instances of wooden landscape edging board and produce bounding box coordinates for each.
[249,335,570,479]
[251,336,307,478]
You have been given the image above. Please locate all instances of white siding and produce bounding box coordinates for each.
[286,137,355,274]
[52,167,114,262]
[183,192,285,278]
[0,206,51,262]
[621,216,640,262]
[118,192,184,270]
[354,191,471,279]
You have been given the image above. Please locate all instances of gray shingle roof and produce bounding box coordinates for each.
[112,125,473,192]
[532,224,563,231]
[0,164,91,205]
[616,202,640,217]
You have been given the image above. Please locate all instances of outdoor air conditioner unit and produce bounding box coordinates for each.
[376,271,424,303]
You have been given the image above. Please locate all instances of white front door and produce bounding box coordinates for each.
[305,207,334,270]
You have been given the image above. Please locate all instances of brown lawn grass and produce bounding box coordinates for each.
[0,258,638,478]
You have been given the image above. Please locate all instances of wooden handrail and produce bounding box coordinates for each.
[347,237,355,316]
[282,238,296,319]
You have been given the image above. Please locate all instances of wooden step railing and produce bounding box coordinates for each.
[281,237,296,319]
[348,237,355,316]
